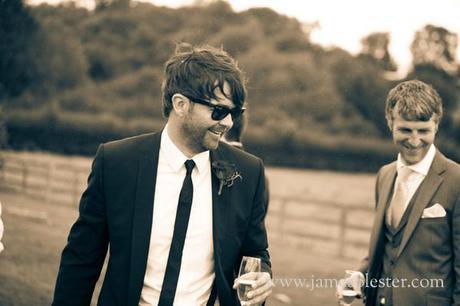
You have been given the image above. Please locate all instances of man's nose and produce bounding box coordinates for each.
[220,113,233,129]
[407,133,422,147]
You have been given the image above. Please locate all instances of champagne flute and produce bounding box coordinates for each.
[341,289,358,305]
[340,270,359,306]
[237,256,261,302]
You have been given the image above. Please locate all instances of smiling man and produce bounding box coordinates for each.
[337,80,460,306]
[53,44,272,306]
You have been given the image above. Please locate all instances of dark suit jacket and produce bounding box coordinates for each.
[361,151,460,306]
[52,132,271,306]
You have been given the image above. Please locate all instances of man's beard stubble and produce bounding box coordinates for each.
[181,120,218,154]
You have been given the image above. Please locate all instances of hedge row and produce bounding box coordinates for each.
[5,109,459,172]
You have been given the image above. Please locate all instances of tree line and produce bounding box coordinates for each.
[1,0,459,171]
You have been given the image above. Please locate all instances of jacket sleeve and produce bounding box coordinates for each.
[240,158,271,276]
[52,145,109,306]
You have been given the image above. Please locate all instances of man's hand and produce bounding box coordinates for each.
[233,272,273,305]
[336,271,364,305]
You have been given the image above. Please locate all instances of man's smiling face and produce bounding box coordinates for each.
[389,109,438,165]
[181,82,235,154]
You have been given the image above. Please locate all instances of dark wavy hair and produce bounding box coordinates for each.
[161,43,247,118]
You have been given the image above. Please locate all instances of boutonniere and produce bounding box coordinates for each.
[211,161,242,195]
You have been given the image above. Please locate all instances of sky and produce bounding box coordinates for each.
[28,0,460,76]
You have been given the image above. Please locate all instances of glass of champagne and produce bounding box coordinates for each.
[237,256,261,302]
[340,270,360,306]
[341,289,358,305]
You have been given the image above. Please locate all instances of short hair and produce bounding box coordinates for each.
[161,43,247,118]
[385,79,443,123]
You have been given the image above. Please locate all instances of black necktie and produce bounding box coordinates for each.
[158,159,195,306]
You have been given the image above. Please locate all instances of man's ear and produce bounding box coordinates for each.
[386,116,393,132]
[171,94,190,117]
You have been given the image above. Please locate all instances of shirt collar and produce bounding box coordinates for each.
[161,124,210,174]
[397,144,436,176]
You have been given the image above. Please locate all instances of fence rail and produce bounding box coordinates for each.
[0,151,90,206]
[266,197,373,258]
[0,151,373,258]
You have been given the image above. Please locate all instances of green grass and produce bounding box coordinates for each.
[0,164,375,305]
[0,192,76,305]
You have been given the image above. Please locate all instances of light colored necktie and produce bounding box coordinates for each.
[389,166,413,227]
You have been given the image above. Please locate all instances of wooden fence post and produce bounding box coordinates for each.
[73,169,80,208]
[338,208,347,257]
[0,156,4,182]
[278,199,287,241]
[45,162,51,204]
[21,160,28,193]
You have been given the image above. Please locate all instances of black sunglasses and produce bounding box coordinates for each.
[186,96,245,121]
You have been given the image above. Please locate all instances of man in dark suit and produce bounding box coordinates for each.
[337,80,460,306]
[53,44,272,306]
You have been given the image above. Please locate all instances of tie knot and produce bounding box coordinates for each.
[184,160,195,175]
[397,166,413,182]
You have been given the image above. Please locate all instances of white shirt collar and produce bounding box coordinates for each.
[397,144,436,176]
[161,124,210,174]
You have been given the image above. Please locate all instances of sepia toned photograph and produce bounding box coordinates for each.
[1,0,459,305]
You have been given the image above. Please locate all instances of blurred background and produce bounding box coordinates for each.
[0,0,459,305]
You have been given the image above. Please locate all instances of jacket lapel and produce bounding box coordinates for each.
[397,151,446,258]
[209,146,233,302]
[368,165,396,269]
[210,147,231,255]
[127,132,161,306]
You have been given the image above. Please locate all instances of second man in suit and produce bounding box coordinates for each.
[338,80,460,306]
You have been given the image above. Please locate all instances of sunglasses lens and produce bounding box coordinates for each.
[212,107,231,121]
[209,105,245,121]
[188,96,245,121]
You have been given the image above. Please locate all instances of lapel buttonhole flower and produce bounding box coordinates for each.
[211,161,243,195]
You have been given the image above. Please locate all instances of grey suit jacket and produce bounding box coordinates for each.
[361,151,460,306]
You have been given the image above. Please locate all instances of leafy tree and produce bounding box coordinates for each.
[27,4,89,96]
[0,0,40,98]
[96,0,130,11]
[209,18,262,56]
[243,7,300,37]
[409,24,459,142]
[411,24,458,76]
[5,2,459,164]
[327,48,392,135]
[360,32,397,71]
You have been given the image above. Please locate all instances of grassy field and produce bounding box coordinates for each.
[0,164,375,305]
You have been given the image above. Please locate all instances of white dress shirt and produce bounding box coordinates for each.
[139,125,215,306]
[393,144,436,210]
